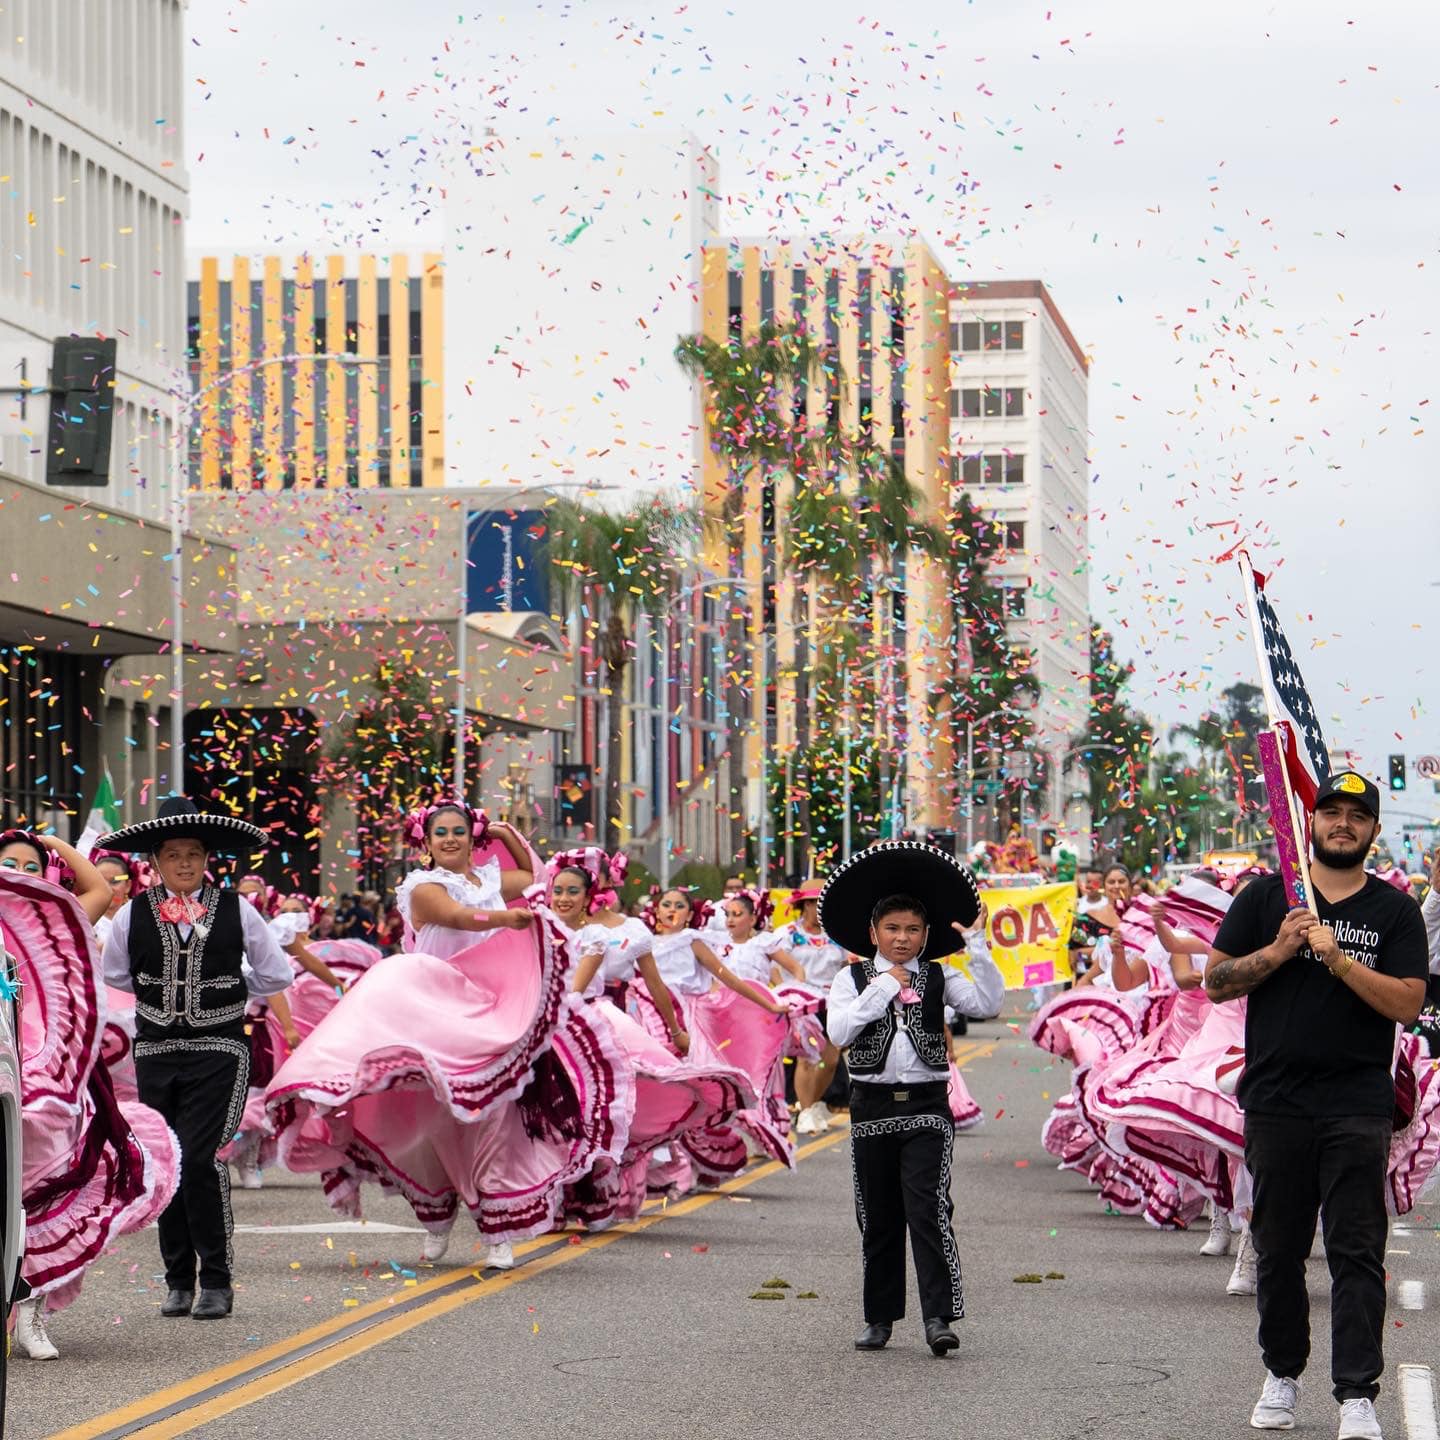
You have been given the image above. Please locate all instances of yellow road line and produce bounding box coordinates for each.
[950,1038,1000,1069]
[49,1125,850,1440]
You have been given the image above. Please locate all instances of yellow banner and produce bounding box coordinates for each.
[773,882,1075,990]
[944,883,1077,990]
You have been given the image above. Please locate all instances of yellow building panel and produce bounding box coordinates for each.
[294,255,315,487]
[871,265,892,455]
[772,247,796,756]
[739,246,763,669]
[262,256,283,488]
[805,264,826,434]
[698,246,730,559]
[389,253,410,486]
[838,260,859,442]
[421,251,443,486]
[357,254,379,487]
[326,256,347,489]
[198,256,220,490]
[229,256,252,489]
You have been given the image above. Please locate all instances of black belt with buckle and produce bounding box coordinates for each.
[851,1080,948,1104]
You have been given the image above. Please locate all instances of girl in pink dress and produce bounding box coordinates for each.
[1,835,178,1361]
[635,888,795,1180]
[544,853,754,1227]
[267,803,627,1271]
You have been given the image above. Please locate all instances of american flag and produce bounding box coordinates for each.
[1242,562,1330,815]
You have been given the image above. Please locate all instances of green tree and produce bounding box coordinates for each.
[318,661,463,878]
[1071,626,1155,855]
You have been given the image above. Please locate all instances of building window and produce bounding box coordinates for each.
[727,270,742,336]
[1005,320,1025,350]
[949,321,960,353]
[960,388,981,419]
[982,387,1002,418]
[1005,453,1025,484]
[1002,582,1028,619]
[949,388,960,420]
[960,321,981,352]
[1004,387,1025,417]
[984,320,1003,351]
[1004,521,1026,551]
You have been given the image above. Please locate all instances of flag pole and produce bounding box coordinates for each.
[1238,552,1318,914]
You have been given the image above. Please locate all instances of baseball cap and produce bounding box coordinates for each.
[1314,771,1380,820]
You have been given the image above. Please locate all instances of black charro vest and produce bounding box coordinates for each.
[846,958,949,1075]
[129,886,247,1036]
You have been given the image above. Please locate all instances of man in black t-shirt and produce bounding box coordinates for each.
[1206,772,1427,1440]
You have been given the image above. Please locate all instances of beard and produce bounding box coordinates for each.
[1311,830,1370,869]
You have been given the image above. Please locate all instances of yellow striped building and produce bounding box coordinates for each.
[186,253,445,489]
[696,236,957,832]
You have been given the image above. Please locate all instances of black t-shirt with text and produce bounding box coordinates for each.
[1211,873,1428,1118]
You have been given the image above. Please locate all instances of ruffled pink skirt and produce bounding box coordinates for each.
[3,875,179,1311]
[266,922,630,1243]
[561,1000,756,1227]
[632,980,793,1181]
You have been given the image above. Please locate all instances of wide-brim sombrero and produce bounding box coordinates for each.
[819,840,982,960]
[96,796,267,854]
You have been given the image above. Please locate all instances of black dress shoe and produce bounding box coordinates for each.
[192,1287,234,1320]
[854,1322,892,1350]
[160,1289,194,1317]
[924,1318,959,1356]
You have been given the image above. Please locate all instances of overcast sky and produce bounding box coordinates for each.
[187,0,1440,816]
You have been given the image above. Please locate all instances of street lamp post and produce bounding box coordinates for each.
[167,352,378,786]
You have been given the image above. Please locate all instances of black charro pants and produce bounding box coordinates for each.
[849,1080,964,1325]
[1245,1111,1392,1402]
[135,1029,250,1291]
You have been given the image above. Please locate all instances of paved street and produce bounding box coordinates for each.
[10,1019,1439,1440]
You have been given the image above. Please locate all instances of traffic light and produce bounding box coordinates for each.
[1388,755,1407,793]
[46,337,116,486]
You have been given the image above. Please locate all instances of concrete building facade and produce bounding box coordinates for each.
[948,280,1092,843]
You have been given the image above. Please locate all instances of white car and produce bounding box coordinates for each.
[0,942,23,1425]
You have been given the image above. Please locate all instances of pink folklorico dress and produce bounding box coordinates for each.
[266,860,629,1244]
[2,873,178,1311]
[632,928,791,1185]
[221,923,384,1171]
[556,916,755,1226]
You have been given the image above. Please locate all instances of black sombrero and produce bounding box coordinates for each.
[96,796,268,855]
[819,840,983,960]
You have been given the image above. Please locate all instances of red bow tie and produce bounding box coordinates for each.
[158,895,206,927]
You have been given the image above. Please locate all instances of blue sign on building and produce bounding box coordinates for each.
[465,508,551,614]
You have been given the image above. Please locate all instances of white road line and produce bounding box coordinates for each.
[233,1221,424,1235]
[1399,1364,1439,1440]
[1397,1280,1427,1312]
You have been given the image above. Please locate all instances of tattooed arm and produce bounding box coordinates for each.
[1204,906,1312,1004]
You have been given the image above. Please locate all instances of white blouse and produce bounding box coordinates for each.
[395,861,505,960]
[570,916,654,998]
[778,922,847,989]
[716,929,784,985]
[648,927,713,995]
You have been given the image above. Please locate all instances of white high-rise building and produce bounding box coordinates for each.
[947,280,1092,839]
[0,0,187,522]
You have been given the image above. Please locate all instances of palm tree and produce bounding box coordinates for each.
[542,495,690,852]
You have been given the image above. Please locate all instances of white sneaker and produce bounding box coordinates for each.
[1250,1372,1299,1429]
[421,1230,451,1263]
[1200,1207,1233,1257]
[810,1102,832,1133]
[1337,1398,1383,1440]
[14,1298,59,1361]
[236,1161,263,1191]
[1228,1227,1258,1296]
[484,1242,515,1271]
[795,1105,818,1136]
